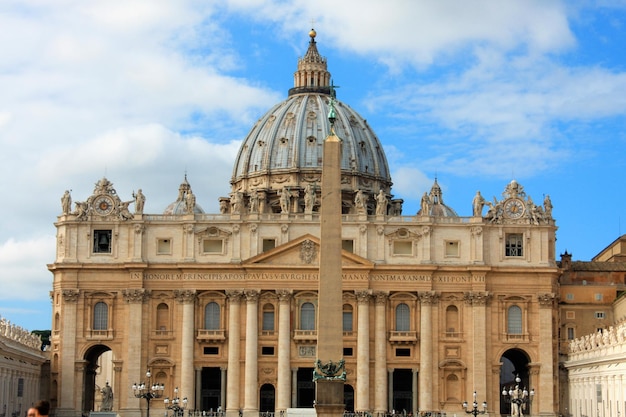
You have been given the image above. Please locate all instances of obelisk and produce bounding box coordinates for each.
[314,89,345,417]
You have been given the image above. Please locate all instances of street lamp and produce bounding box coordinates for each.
[132,369,165,417]
[502,375,534,417]
[164,387,188,417]
[462,391,487,416]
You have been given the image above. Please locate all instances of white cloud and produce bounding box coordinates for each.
[0,236,55,301]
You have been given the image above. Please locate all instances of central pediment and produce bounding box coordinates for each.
[243,234,374,268]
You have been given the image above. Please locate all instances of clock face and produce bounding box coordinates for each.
[504,198,525,219]
[94,195,114,216]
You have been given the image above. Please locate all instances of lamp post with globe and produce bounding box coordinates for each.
[502,375,534,417]
[462,391,487,416]
[164,387,188,417]
[132,369,165,417]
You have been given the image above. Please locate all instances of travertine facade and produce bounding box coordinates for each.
[48,30,562,417]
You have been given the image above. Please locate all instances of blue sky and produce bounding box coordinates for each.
[1,1,625,331]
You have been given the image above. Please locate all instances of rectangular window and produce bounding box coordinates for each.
[567,327,575,340]
[343,311,353,332]
[93,230,112,253]
[204,346,219,355]
[342,240,354,253]
[157,238,171,254]
[594,311,605,319]
[262,239,276,252]
[261,346,275,356]
[505,233,523,257]
[393,241,412,255]
[263,311,275,331]
[566,311,575,320]
[203,239,223,254]
[343,347,353,356]
[594,293,603,301]
[445,241,460,257]
[395,348,411,357]
[566,293,574,301]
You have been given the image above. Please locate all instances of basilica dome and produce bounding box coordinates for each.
[228,30,393,215]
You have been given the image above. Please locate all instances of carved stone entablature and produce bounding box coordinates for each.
[174,289,197,304]
[463,291,492,306]
[62,289,80,302]
[355,289,372,303]
[72,177,135,222]
[122,288,150,303]
[537,292,556,307]
[276,289,293,302]
[300,239,317,264]
[419,291,440,305]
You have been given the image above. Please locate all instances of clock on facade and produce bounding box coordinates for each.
[94,195,115,216]
[503,198,525,219]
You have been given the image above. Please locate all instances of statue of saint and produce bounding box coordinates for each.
[375,189,387,215]
[354,189,366,214]
[133,189,145,214]
[61,190,72,215]
[100,382,113,411]
[472,191,485,217]
[304,184,315,214]
[280,187,290,213]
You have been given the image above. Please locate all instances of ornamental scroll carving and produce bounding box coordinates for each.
[300,239,317,264]
[355,290,372,304]
[419,291,440,305]
[374,291,389,305]
[537,293,556,307]
[313,358,346,381]
[463,291,492,305]
[225,290,244,303]
[62,289,80,302]
[244,289,260,302]
[174,289,197,304]
[276,289,293,302]
[122,289,150,303]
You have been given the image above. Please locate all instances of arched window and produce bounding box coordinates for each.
[156,303,169,331]
[343,304,353,332]
[445,305,459,335]
[507,305,522,334]
[395,303,410,331]
[205,302,220,330]
[263,303,275,331]
[300,302,315,330]
[93,302,108,330]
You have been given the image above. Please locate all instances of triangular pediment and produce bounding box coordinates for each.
[243,234,373,268]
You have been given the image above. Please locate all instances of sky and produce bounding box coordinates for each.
[1,0,626,331]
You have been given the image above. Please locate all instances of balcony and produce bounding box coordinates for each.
[152,329,175,339]
[197,329,226,342]
[504,332,530,343]
[293,329,317,343]
[388,330,418,344]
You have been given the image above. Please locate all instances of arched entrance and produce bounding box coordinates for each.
[499,349,531,416]
[259,384,275,412]
[83,345,113,415]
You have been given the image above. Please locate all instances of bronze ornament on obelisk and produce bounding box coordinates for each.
[314,85,346,417]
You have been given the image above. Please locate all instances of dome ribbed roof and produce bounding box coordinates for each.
[417,178,458,217]
[228,29,392,214]
[163,175,204,215]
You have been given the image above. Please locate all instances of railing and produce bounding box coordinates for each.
[86,329,114,340]
[504,332,529,342]
[388,330,418,344]
[293,329,317,342]
[197,329,226,341]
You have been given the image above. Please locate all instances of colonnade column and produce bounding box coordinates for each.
[374,292,388,415]
[226,290,243,417]
[57,290,79,417]
[418,291,438,412]
[176,289,196,408]
[355,290,371,412]
[466,289,490,402]
[243,290,260,417]
[537,293,557,417]
[388,369,393,412]
[122,288,149,416]
[276,290,293,413]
